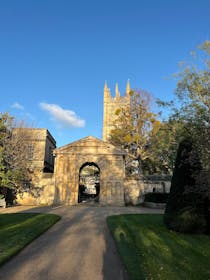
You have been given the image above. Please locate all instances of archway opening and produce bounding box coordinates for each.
[78,162,100,204]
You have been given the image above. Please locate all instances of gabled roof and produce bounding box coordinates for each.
[54,135,126,155]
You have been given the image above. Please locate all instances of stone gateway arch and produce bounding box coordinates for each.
[53,136,126,206]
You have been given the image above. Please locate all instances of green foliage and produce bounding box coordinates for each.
[109,90,161,175]
[0,213,60,266]
[107,214,210,280]
[164,137,209,234]
[0,187,15,205]
[159,41,210,232]
[168,206,207,234]
[147,120,186,174]
[160,41,210,170]
[175,41,210,117]
[144,192,169,203]
[0,113,30,194]
[154,41,210,176]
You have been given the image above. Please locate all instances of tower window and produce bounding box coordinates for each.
[28,144,34,160]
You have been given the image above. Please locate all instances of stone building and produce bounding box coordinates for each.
[103,80,131,141]
[13,128,56,173]
[13,128,56,187]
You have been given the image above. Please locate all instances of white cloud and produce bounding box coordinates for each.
[39,102,85,128]
[11,102,24,110]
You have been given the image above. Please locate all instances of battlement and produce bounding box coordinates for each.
[103,80,131,141]
[103,80,131,99]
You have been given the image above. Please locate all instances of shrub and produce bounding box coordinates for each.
[144,192,169,203]
[0,187,15,205]
[164,137,209,234]
[167,205,207,233]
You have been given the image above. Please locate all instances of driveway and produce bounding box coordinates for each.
[0,205,163,280]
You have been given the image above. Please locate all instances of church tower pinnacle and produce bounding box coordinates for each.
[104,81,110,98]
[115,83,120,98]
[126,79,131,96]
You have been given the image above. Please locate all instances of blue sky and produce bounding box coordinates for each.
[0,0,209,147]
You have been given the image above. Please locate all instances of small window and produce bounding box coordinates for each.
[23,181,31,192]
[48,147,53,164]
[28,144,34,160]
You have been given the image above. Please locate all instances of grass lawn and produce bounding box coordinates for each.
[0,213,60,266]
[107,214,210,280]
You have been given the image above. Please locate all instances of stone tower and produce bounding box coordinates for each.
[103,80,131,141]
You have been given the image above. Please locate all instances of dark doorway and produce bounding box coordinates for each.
[78,162,100,203]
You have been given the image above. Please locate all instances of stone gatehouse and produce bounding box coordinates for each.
[53,136,126,206]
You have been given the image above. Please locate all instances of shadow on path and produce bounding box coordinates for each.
[0,205,163,280]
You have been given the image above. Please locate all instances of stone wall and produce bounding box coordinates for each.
[124,177,171,205]
[17,173,171,207]
[16,173,55,206]
[17,174,171,207]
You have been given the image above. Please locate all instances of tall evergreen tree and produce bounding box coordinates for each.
[164,137,209,234]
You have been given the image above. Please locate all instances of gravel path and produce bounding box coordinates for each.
[0,205,163,280]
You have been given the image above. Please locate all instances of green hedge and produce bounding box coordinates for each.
[144,192,169,203]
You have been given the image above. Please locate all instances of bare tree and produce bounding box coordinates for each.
[0,113,31,194]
